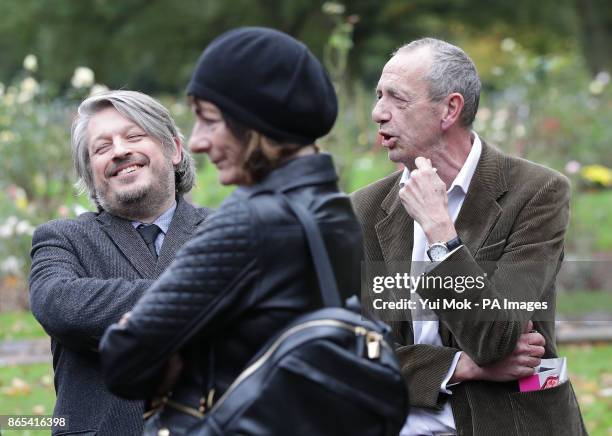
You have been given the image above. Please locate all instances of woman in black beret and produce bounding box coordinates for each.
[99,27,363,434]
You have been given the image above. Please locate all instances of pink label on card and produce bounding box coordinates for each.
[519,374,541,392]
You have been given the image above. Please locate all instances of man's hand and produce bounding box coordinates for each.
[399,157,457,243]
[118,311,132,327]
[451,321,546,383]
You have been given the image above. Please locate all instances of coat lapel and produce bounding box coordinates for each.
[96,197,208,279]
[155,197,207,275]
[455,141,507,256]
[96,212,156,278]
[375,176,414,265]
[374,173,415,340]
[439,141,508,346]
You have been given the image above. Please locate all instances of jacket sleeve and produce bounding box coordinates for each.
[395,343,460,409]
[29,222,153,352]
[100,200,256,399]
[417,173,570,365]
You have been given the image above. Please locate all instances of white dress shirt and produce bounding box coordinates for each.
[399,133,482,436]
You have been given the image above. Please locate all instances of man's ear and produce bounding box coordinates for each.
[441,92,464,131]
[171,137,183,166]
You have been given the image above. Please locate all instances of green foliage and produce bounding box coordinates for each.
[0,65,92,281]
[566,190,612,253]
[1,0,599,93]
[472,38,612,171]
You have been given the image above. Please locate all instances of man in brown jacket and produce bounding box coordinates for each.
[352,38,586,435]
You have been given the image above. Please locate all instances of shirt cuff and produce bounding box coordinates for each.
[441,244,463,262]
[440,351,463,394]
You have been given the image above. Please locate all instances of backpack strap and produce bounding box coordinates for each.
[280,193,342,308]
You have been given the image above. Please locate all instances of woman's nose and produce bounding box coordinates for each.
[188,122,212,154]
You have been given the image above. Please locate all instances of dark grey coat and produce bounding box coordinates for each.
[29,196,210,436]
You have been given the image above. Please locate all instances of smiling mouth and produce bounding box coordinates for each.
[113,164,143,177]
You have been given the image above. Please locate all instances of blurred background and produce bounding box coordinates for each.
[0,0,610,434]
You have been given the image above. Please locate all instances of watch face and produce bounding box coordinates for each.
[428,244,448,261]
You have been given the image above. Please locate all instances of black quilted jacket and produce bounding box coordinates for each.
[100,153,363,427]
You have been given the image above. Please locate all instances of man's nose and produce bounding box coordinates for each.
[372,100,390,124]
[111,137,131,158]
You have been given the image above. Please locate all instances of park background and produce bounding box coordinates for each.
[0,0,610,434]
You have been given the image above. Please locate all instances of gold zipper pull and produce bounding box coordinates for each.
[366,332,382,359]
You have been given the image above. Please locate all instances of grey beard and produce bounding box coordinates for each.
[96,172,175,221]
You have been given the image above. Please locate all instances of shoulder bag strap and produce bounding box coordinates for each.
[280,193,342,308]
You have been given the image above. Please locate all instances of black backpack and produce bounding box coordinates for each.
[181,192,409,435]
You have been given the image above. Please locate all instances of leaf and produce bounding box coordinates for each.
[39,374,53,387]
[0,377,31,396]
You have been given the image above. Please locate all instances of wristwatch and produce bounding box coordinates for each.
[427,236,462,261]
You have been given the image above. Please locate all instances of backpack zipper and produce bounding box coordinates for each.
[210,319,385,414]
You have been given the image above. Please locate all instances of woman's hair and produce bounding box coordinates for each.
[223,112,310,183]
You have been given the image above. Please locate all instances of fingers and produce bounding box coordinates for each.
[414,156,432,169]
[118,311,132,327]
[513,332,545,356]
[519,355,542,368]
[517,366,536,378]
[526,331,545,347]
[529,345,545,358]
[523,320,533,334]
[156,354,184,395]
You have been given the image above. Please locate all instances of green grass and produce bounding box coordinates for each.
[558,344,612,435]
[0,310,611,434]
[0,312,46,341]
[0,346,609,435]
[0,363,54,436]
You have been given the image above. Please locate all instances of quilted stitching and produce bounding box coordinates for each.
[129,197,254,335]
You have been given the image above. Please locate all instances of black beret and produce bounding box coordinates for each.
[187,27,338,145]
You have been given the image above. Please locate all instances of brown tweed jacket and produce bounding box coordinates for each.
[351,142,587,436]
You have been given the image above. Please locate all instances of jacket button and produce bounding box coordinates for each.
[158,428,170,436]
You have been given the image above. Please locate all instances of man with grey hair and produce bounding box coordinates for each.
[353,38,585,435]
[29,90,211,435]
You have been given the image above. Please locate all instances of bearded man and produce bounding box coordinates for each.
[29,90,211,435]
